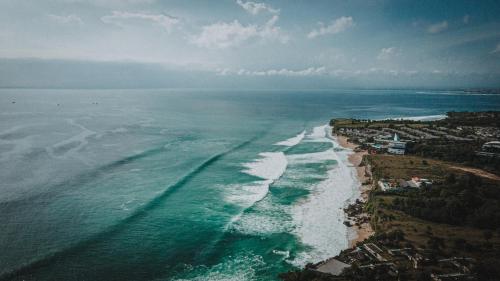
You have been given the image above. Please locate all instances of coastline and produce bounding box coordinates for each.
[335,134,374,247]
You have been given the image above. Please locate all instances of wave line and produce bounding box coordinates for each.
[0,136,259,281]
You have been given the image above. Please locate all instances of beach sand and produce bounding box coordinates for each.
[335,135,374,247]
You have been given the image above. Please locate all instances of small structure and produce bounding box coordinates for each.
[410,176,432,188]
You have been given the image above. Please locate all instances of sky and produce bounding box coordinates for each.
[1,0,500,88]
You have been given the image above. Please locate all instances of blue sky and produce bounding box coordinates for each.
[1,0,500,88]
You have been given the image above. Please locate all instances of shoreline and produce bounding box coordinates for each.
[335,134,374,247]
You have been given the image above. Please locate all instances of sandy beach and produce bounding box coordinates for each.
[335,134,374,247]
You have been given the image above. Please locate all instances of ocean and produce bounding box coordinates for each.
[0,89,499,281]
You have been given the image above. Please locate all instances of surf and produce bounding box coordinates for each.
[0,136,260,280]
[288,125,361,266]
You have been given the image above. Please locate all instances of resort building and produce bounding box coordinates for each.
[387,133,406,155]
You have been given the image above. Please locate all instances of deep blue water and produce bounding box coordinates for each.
[0,89,498,281]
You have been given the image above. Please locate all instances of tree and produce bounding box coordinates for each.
[445,173,456,184]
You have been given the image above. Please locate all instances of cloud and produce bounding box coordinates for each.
[218,66,327,76]
[427,21,448,34]
[101,11,179,32]
[328,68,422,78]
[236,0,279,15]
[191,15,288,49]
[217,66,429,79]
[48,14,84,25]
[307,16,354,39]
[377,47,398,60]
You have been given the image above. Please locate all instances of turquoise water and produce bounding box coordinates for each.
[0,89,499,281]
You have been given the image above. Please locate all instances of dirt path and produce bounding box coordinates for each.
[447,165,500,181]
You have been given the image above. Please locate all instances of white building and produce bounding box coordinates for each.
[388,133,406,155]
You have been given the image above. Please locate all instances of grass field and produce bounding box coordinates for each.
[367,154,500,260]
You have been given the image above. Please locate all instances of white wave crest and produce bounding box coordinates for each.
[173,253,265,281]
[286,149,336,165]
[382,114,446,121]
[225,180,273,207]
[225,152,287,210]
[242,152,287,181]
[274,130,305,147]
[225,152,289,234]
[304,125,332,143]
[289,124,361,266]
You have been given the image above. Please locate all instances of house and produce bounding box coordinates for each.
[410,177,432,188]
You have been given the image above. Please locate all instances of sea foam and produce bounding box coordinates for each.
[226,152,288,209]
[242,152,287,181]
[289,124,361,266]
[227,138,296,235]
[274,130,306,147]
[303,125,330,142]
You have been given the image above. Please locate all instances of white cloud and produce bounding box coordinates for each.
[427,21,448,34]
[191,15,288,49]
[236,0,279,15]
[377,47,398,60]
[48,14,84,25]
[101,11,179,32]
[307,16,354,39]
[329,68,421,78]
[217,67,428,78]
[218,66,327,76]
[491,43,500,54]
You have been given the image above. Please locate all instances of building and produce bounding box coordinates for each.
[387,133,406,155]
[410,176,432,188]
[378,180,391,191]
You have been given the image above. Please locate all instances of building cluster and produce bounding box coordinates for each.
[337,127,408,155]
[335,120,500,158]
[378,176,433,191]
[313,242,476,280]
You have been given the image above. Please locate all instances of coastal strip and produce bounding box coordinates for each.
[335,134,374,247]
[280,113,500,281]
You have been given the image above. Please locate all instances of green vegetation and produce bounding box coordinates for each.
[280,154,500,281]
[366,155,500,280]
[281,112,500,280]
[390,173,500,229]
[437,111,500,127]
[331,111,500,174]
